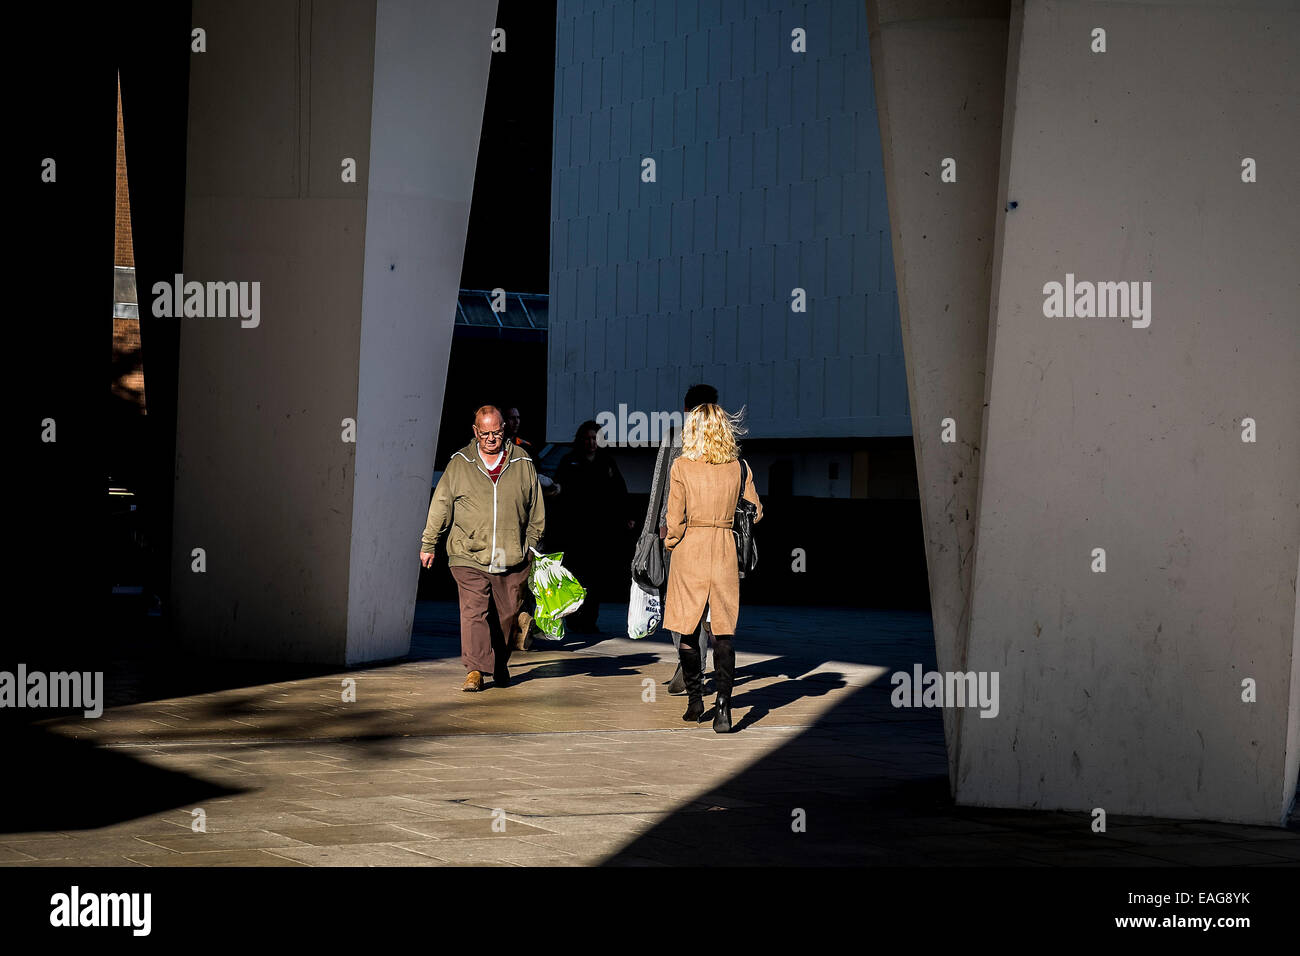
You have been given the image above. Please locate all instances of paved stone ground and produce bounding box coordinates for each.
[3,603,1297,866]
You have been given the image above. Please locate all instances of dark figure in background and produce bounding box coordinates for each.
[503,406,533,451]
[505,405,559,499]
[553,420,636,633]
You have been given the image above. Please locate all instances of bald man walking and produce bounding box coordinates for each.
[421,406,546,692]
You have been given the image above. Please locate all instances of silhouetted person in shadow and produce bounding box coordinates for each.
[552,420,635,633]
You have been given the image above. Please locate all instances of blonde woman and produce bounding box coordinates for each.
[663,403,763,732]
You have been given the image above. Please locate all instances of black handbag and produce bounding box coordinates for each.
[631,440,672,590]
[733,459,758,578]
[631,527,665,589]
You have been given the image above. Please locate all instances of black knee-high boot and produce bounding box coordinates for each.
[712,636,735,733]
[677,633,705,723]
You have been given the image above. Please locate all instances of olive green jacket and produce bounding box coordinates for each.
[422,439,545,571]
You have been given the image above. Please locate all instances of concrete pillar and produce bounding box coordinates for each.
[171,0,497,664]
[865,0,1011,781]
[958,0,1300,824]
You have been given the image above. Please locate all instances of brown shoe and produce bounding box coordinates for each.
[462,670,483,692]
[514,612,535,651]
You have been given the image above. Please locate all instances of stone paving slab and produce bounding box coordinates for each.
[123,849,310,867]
[4,602,1297,866]
[261,844,444,867]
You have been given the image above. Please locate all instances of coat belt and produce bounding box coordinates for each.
[686,519,732,529]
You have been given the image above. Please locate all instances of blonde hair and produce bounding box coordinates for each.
[680,403,746,464]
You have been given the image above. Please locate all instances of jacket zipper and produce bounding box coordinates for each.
[461,446,512,571]
[491,450,514,570]
[490,478,499,570]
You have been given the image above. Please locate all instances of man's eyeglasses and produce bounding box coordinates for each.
[477,428,504,440]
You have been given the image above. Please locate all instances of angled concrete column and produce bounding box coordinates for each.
[959,0,1300,824]
[866,0,1010,782]
[172,0,497,664]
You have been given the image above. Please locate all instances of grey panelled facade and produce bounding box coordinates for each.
[547,0,910,442]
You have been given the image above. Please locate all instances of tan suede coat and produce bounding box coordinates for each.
[663,456,763,635]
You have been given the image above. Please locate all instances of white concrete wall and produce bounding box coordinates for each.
[174,0,376,662]
[173,0,495,664]
[866,0,1010,782]
[957,0,1300,824]
[346,0,497,664]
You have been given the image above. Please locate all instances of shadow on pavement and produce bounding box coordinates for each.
[601,671,1300,865]
[600,676,967,866]
[0,723,245,834]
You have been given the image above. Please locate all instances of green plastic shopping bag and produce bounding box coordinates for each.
[528,547,586,640]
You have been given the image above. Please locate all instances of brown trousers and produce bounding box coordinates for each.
[450,563,530,674]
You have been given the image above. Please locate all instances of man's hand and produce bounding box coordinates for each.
[420,551,436,568]
[658,524,667,541]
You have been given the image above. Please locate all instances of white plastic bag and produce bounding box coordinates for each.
[627,580,663,640]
